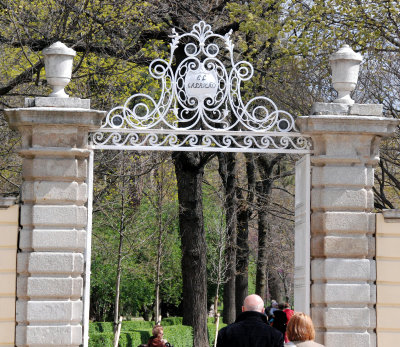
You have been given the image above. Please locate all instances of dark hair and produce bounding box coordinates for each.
[272,310,287,335]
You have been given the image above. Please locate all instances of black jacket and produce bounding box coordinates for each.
[216,311,284,347]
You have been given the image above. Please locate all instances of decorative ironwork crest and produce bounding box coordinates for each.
[91,21,312,153]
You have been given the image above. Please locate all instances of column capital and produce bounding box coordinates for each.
[5,106,105,132]
[297,103,399,166]
[5,99,105,150]
[297,113,398,137]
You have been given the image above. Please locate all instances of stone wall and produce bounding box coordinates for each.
[0,198,19,347]
[376,211,400,346]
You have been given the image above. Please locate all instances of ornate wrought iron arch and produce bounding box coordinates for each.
[91,21,312,154]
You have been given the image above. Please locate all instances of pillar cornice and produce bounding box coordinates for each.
[297,114,399,136]
[5,107,105,131]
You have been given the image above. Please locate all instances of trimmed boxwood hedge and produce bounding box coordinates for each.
[89,318,226,347]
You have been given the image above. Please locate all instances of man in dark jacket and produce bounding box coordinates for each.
[216,294,284,347]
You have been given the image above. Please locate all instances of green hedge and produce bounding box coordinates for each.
[89,322,114,334]
[89,318,226,347]
[162,317,183,326]
[89,332,114,347]
[121,320,154,331]
[171,325,194,346]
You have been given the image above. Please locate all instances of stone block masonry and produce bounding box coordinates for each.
[0,199,19,347]
[5,99,104,347]
[376,211,400,346]
[298,105,398,347]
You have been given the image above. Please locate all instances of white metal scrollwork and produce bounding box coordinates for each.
[91,21,312,153]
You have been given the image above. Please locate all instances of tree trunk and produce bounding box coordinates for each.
[235,203,249,314]
[254,154,284,302]
[269,271,283,303]
[218,153,237,324]
[235,154,255,313]
[255,202,269,301]
[174,152,209,347]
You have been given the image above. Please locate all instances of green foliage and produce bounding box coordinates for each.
[89,332,114,347]
[161,317,183,326]
[90,154,182,321]
[163,325,193,347]
[120,321,154,330]
[207,322,228,346]
[89,322,114,334]
[89,319,226,347]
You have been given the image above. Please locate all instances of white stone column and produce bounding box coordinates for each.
[297,103,398,347]
[5,97,104,346]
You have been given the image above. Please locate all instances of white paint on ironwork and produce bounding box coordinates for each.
[91,21,312,153]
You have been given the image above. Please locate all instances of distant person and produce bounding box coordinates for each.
[216,294,284,347]
[147,325,172,347]
[269,300,279,317]
[271,310,287,342]
[285,312,324,346]
[283,303,294,323]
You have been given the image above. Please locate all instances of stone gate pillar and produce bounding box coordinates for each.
[5,96,104,345]
[298,102,398,347]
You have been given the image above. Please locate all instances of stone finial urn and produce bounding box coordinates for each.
[43,42,76,98]
[329,44,362,104]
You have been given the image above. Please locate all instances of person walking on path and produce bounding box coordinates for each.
[216,294,284,347]
[285,312,324,347]
[283,303,294,323]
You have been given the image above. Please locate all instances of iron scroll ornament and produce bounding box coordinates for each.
[92,21,312,153]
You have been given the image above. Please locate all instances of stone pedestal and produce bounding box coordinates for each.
[5,98,104,346]
[297,103,399,347]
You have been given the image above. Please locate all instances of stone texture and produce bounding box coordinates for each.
[312,283,371,304]
[22,158,87,181]
[310,102,383,117]
[311,212,375,234]
[382,208,400,221]
[23,277,83,299]
[298,107,399,347]
[19,228,86,252]
[0,321,16,344]
[324,332,371,347]
[17,252,84,274]
[0,273,16,295]
[311,259,372,281]
[25,97,90,109]
[376,212,400,345]
[311,188,369,211]
[16,325,82,345]
[311,235,369,258]
[5,102,104,346]
[16,301,82,323]
[22,181,87,204]
[0,297,16,320]
[312,166,373,187]
[312,307,371,329]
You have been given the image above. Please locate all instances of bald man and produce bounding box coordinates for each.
[216,294,284,347]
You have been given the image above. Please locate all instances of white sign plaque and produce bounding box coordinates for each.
[184,63,218,101]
